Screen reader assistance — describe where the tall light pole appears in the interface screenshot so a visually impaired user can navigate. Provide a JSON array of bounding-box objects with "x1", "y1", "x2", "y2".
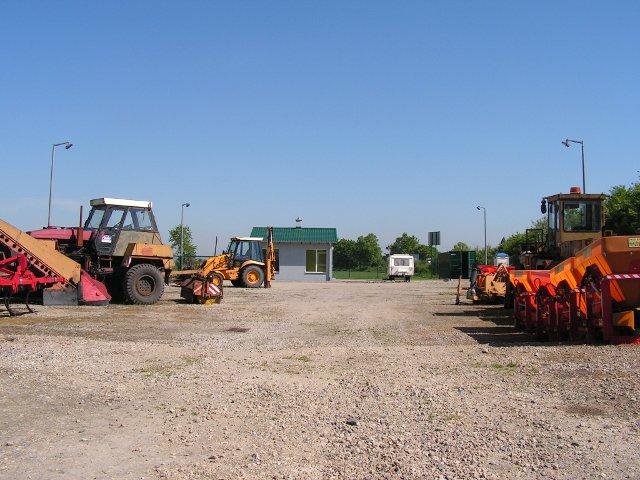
[
  {"x1": 562, "y1": 138, "x2": 586, "y2": 193},
  {"x1": 180, "y1": 202, "x2": 190, "y2": 268},
  {"x1": 476, "y1": 205, "x2": 487, "y2": 264},
  {"x1": 47, "y1": 141, "x2": 73, "y2": 227}
]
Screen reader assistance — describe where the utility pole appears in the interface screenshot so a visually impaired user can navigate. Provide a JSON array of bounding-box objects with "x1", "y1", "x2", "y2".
[
  {"x1": 180, "y1": 202, "x2": 190, "y2": 268},
  {"x1": 47, "y1": 141, "x2": 73, "y2": 227},
  {"x1": 477, "y1": 206, "x2": 487, "y2": 264},
  {"x1": 562, "y1": 138, "x2": 586, "y2": 193}
]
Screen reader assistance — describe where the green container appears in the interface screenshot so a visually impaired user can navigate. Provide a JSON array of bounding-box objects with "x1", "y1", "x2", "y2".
[{"x1": 437, "y1": 250, "x2": 476, "y2": 279}]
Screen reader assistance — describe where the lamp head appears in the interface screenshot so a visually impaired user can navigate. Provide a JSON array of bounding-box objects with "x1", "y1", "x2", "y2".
[
  {"x1": 562, "y1": 139, "x2": 570, "y2": 148},
  {"x1": 476, "y1": 206, "x2": 481, "y2": 210},
  {"x1": 64, "y1": 143, "x2": 73, "y2": 149}
]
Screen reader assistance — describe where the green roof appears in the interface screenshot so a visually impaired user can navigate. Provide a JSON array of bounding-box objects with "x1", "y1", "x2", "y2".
[{"x1": 251, "y1": 227, "x2": 337, "y2": 244}]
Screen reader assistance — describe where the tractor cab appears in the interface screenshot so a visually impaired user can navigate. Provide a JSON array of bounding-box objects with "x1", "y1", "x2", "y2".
[
  {"x1": 522, "y1": 187, "x2": 606, "y2": 269},
  {"x1": 542, "y1": 187, "x2": 605, "y2": 258},
  {"x1": 226, "y1": 237, "x2": 264, "y2": 267},
  {"x1": 84, "y1": 198, "x2": 161, "y2": 256}
]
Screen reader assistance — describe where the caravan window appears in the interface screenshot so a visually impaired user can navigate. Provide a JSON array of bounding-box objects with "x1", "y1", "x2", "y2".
[{"x1": 393, "y1": 258, "x2": 411, "y2": 266}]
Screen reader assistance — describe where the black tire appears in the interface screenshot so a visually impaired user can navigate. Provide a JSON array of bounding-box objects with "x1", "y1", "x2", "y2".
[
  {"x1": 389, "y1": 276, "x2": 395, "y2": 281},
  {"x1": 405, "y1": 276, "x2": 411, "y2": 282},
  {"x1": 241, "y1": 265, "x2": 264, "y2": 288},
  {"x1": 231, "y1": 279, "x2": 243, "y2": 287},
  {"x1": 123, "y1": 263, "x2": 164, "y2": 305}
]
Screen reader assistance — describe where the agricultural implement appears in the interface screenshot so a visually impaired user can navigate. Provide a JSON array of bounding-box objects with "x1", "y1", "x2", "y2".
[
  {"x1": 505, "y1": 187, "x2": 640, "y2": 344},
  {"x1": 467, "y1": 264, "x2": 513, "y2": 303},
  {"x1": 0, "y1": 218, "x2": 110, "y2": 311},
  {"x1": 0, "y1": 253, "x2": 65, "y2": 315}
]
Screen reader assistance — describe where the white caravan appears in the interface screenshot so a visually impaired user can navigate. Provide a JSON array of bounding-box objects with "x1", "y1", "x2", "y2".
[{"x1": 388, "y1": 254, "x2": 415, "y2": 281}]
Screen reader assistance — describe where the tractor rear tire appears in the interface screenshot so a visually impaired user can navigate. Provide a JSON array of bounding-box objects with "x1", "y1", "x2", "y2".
[
  {"x1": 242, "y1": 265, "x2": 264, "y2": 288},
  {"x1": 123, "y1": 263, "x2": 164, "y2": 305}
]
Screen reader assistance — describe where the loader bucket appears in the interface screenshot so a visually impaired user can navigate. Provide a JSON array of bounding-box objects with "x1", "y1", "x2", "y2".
[{"x1": 43, "y1": 271, "x2": 111, "y2": 306}]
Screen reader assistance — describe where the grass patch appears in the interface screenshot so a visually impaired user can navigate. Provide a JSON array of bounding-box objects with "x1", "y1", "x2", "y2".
[
  {"x1": 368, "y1": 327, "x2": 395, "y2": 344},
  {"x1": 286, "y1": 354, "x2": 312, "y2": 363},
  {"x1": 137, "y1": 355, "x2": 204, "y2": 379},
  {"x1": 181, "y1": 355, "x2": 203, "y2": 366},
  {"x1": 137, "y1": 363, "x2": 175, "y2": 378},
  {"x1": 333, "y1": 268, "x2": 387, "y2": 280},
  {"x1": 490, "y1": 361, "x2": 518, "y2": 372}
]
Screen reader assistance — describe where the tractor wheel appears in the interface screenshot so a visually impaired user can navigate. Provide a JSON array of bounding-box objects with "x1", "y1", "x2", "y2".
[
  {"x1": 123, "y1": 263, "x2": 164, "y2": 305},
  {"x1": 241, "y1": 265, "x2": 264, "y2": 288},
  {"x1": 405, "y1": 276, "x2": 411, "y2": 282}
]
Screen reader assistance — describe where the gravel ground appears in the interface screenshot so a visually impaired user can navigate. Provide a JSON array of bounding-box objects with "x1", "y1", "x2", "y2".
[{"x1": 0, "y1": 280, "x2": 638, "y2": 480}]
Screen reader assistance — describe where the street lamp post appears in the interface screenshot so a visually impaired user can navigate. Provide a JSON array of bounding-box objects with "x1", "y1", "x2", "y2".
[
  {"x1": 180, "y1": 202, "x2": 190, "y2": 268},
  {"x1": 47, "y1": 141, "x2": 73, "y2": 227},
  {"x1": 562, "y1": 138, "x2": 586, "y2": 193},
  {"x1": 476, "y1": 206, "x2": 487, "y2": 264}
]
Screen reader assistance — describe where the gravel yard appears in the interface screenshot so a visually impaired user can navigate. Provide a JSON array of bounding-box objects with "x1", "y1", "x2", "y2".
[{"x1": 0, "y1": 280, "x2": 639, "y2": 479}]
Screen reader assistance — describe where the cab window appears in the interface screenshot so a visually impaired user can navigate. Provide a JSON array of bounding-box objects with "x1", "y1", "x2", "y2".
[
  {"x1": 104, "y1": 208, "x2": 126, "y2": 228},
  {"x1": 121, "y1": 210, "x2": 135, "y2": 230},
  {"x1": 85, "y1": 207, "x2": 106, "y2": 230},
  {"x1": 236, "y1": 241, "x2": 251, "y2": 257},
  {"x1": 132, "y1": 208, "x2": 155, "y2": 231},
  {"x1": 563, "y1": 201, "x2": 601, "y2": 232}
]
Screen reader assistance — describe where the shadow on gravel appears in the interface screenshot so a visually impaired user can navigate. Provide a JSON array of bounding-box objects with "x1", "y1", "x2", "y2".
[
  {"x1": 455, "y1": 325, "x2": 538, "y2": 346},
  {"x1": 433, "y1": 306, "x2": 513, "y2": 325},
  {"x1": 435, "y1": 306, "x2": 553, "y2": 347}
]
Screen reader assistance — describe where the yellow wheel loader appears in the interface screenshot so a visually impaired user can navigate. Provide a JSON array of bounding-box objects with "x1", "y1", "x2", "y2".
[{"x1": 176, "y1": 227, "x2": 275, "y2": 303}]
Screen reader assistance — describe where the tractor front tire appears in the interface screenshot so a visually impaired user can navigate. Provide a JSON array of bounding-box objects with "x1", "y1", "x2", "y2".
[
  {"x1": 123, "y1": 264, "x2": 164, "y2": 305},
  {"x1": 242, "y1": 265, "x2": 264, "y2": 288}
]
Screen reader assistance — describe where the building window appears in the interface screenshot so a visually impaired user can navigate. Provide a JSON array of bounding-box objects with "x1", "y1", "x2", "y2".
[{"x1": 306, "y1": 249, "x2": 327, "y2": 273}]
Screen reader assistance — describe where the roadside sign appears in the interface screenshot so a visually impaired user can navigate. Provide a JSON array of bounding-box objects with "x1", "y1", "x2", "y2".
[{"x1": 428, "y1": 231, "x2": 441, "y2": 246}]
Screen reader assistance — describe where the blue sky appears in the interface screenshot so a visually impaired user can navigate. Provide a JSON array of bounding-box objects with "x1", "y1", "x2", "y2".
[{"x1": 1, "y1": 1, "x2": 638, "y2": 253}]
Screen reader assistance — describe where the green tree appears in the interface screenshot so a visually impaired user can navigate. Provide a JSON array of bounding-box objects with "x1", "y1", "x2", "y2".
[
  {"x1": 169, "y1": 225, "x2": 197, "y2": 269},
  {"x1": 354, "y1": 233, "x2": 383, "y2": 269},
  {"x1": 417, "y1": 244, "x2": 438, "y2": 261},
  {"x1": 605, "y1": 180, "x2": 640, "y2": 234},
  {"x1": 530, "y1": 216, "x2": 548, "y2": 234},
  {"x1": 333, "y1": 238, "x2": 358, "y2": 270},
  {"x1": 388, "y1": 233, "x2": 421, "y2": 255},
  {"x1": 452, "y1": 241, "x2": 470, "y2": 251},
  {"x1": 498, "y1": 232, "x2": 526, "y2": 256}
]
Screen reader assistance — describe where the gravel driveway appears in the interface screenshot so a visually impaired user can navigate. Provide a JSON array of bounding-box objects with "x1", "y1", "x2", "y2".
[{"x1": 1, "y1": 280, "x2": 638, "y2": 479}]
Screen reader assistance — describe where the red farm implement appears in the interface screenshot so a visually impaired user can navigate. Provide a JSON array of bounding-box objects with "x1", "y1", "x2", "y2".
[{"x1": 0, "y1": 254, "x2": 64, "y2": 316}]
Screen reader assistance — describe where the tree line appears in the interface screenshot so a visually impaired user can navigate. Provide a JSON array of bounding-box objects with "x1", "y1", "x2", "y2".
[{"x1": 333, "y1": 232, "x2": 438, "y2": 274}]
